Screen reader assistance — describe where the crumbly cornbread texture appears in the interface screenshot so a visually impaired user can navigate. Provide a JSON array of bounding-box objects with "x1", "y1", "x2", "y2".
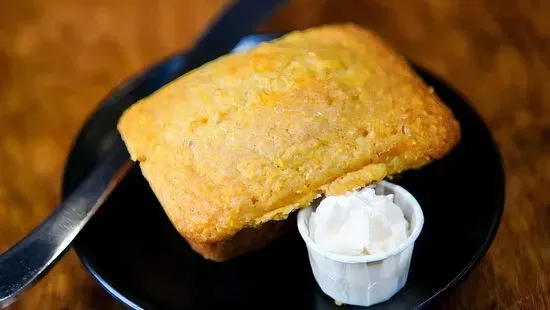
[{"x1": 118, "y1": 24, "x2": 460, "y2": 248}]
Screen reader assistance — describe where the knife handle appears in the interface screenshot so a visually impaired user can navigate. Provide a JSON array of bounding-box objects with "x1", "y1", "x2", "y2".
[{"x1": 0, "y1": 146, "x2": 133, "y2": 308}]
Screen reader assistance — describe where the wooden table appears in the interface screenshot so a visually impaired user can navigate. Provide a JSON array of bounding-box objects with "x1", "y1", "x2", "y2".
[{"x1": 1, "y1": 0, "x2": 548, "y2": 309}]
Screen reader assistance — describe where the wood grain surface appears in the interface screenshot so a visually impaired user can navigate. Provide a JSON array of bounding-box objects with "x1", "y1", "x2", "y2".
[{"x1": 0, "y1": 0, "x2": 549, "y2": 309}]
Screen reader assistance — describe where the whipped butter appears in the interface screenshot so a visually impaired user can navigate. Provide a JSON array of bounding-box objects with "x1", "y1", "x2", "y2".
[{"x1": 309, "y1": 187, "x2": 409, "y2": 256}]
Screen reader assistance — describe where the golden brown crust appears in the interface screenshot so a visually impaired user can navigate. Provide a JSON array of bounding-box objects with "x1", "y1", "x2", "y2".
[
  {"x1": 185, "y1": 215, "x2": 294, "y2": 262},
  {"x1": 118, "y1": 23, "x2": 460, "y2": 247}
]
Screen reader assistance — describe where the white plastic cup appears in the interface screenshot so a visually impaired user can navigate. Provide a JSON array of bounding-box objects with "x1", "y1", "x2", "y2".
[{"x1": 297, "y1": 181, "x2": 424, "y2": 307}]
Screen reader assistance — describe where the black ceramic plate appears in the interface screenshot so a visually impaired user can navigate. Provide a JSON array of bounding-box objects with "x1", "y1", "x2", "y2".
[{"x1": 62, "y1": 34, "x2": 504, "y2": 310}]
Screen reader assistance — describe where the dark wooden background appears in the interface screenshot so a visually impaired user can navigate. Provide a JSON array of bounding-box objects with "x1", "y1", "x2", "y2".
[{"x1": 0, "y1": 0, "x2": 549, "y2": 309}]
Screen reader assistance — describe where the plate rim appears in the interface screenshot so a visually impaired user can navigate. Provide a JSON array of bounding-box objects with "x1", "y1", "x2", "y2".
[{"x1": 62, "y1": 34, "x2": 505, "y2": 310}]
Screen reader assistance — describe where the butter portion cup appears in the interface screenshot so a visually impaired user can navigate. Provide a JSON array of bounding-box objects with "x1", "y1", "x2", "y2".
[{"x1": 297, "y1": 181, "x2": 424, "y2": 307}]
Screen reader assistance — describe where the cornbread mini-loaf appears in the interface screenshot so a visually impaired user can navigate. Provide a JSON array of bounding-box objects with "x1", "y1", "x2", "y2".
[{"x1": 118, "y1": 23, "x2": 460, "y2": 261}]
